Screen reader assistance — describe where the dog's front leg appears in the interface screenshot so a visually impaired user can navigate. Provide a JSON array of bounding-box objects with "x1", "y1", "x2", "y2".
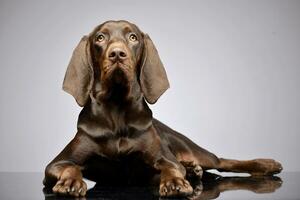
[
  {"x1": 44, "y1": 131, "x2": 97, "y2": 197},
  {"x1": 140, "y1": 126, "x2": 193, "y2": 197}
]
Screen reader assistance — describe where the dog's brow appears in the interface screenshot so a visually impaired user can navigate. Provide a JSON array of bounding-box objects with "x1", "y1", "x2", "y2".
[
  {"x1": 123, "y1": 26, "x2": 133, "y2": 33},
  {"x1": 99, "y1": 28, "x2": 109, "y2": 34}
]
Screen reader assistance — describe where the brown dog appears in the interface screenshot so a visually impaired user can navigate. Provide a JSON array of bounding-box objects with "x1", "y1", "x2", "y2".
[{"x1": 43, "y1": 20, "x2": 282, "y2": 197}]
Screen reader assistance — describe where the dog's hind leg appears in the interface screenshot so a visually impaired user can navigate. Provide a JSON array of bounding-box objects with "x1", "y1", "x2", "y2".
[
  {"x1": 153, "y1": 119, "x2": 282, "y2": 176},
  {"x1": 189, "y1": 147, "x2": 283, "y2": 176},
  {"x1": 171, "y1": 137, "x2": 282, "y2": 176}
]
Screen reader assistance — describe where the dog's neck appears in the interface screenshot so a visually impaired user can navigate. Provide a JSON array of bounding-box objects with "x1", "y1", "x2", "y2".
[
  {"x1": 92, "y1": 75, "x2": 142, "y2": 105},
  {"x1": 77, "y1": 82, "x2": 153, "y2": 137}
]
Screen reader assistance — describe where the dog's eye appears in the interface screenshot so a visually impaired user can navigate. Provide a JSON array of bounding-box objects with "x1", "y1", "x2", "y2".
[
  {"x1": 129, "y1": 33, "x2": 137, "y2": 42},
  {"x1": 96, "y1": 33, "x2": 105, "y2": 42}
]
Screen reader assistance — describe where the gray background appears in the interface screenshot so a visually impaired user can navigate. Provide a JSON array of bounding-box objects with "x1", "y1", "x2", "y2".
[{"x1": 0, "y1": 0, "x2": 299, "y2": 172}]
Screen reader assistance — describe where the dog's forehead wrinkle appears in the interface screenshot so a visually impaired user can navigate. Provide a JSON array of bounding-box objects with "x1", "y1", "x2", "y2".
[{"x1": 97, "y1": 21, "x2": 137, "y2": 35}]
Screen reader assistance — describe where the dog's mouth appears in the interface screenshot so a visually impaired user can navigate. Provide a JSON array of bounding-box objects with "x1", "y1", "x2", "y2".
[
  {"x1": 105, "y1": 62, "x2": 132, "y2": 84},
  {"x1": 110, "y1": 67, "x2": 128, "y2": 85},
  {"x1": 97, "y1": 62, "x2": 134, "y2": 103},
  {"x1": 111, "y1": 62, "x2": 129, "y2": 81}
]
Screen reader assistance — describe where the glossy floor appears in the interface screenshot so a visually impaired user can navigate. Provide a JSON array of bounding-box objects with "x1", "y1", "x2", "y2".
[{"x1": 0, "y1": 172, "x2": 299, "y2": 199}]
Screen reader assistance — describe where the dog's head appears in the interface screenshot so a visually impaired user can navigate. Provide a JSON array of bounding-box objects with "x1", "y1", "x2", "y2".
[{"x1": 63, "y1": 20, "x2": 169, "y2": 106}]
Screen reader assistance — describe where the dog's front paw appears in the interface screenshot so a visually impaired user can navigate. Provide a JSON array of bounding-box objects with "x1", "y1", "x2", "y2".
[
  {"x1": 52, "y1": 166, "x2": 87, "y2": 197},
  {"x1": 53, "y1": 177, "x2": 87, "y2": 197},
  {"x1": 159, "y1": 177, "x2": 193, "y2": 197}
]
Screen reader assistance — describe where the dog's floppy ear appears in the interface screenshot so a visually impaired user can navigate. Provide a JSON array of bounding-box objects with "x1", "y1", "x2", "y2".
[
  {"x1": 62, "y1": 36, "x2": 94, "y2": 107},
  {"x1": 140, "y1": 34, "x2": 170, "y2": 104}
]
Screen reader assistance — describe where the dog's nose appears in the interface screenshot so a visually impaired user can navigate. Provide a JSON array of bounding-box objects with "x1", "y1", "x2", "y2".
[{"x1": 108, "y1": 48, "x2": 127, "y2": 61}]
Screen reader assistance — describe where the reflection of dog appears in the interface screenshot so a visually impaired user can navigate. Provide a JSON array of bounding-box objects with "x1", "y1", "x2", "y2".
[
  {"x1": 188, "y1": 173, "x2": 282, "y2": 200},
  {"x1": 43, "y1": 172, "x2": 282, "y2": 199},
  {"x1": 43, "y1": 20, "x2": 282, "y2": 197}
]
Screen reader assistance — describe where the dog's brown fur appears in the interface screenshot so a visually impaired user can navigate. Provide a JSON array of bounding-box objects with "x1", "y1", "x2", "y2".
[{"x1": 43, "y1": 20, "x2": 282, "y2": 197}]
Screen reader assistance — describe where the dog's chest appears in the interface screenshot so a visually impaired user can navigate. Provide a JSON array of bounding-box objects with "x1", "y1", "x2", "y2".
[
  {"x1": 79, "y1": 102, "x2": 152, "y2": 158},
  {"x1": 96, "y1": 130, "x2": 141, "y2": 159},
  {"x1": 108, "y1": 107, "x2": 151, "y2": 132},
  {"x1": 108, "y1": 108, "x2": 127, "y2": 132},
  {"x1": 107, "y1": 136, "x2": 130, "y2": 156}
]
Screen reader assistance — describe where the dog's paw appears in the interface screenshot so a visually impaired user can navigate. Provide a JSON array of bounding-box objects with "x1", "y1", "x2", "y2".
[
  {"x1": 181, "y1": 161, "x2": 203, "y2": 179},
  {"x1": 250, "y1": 159, "x2": 283, "y2": 176},
  {"x1": 53, "y1": 177, "x2": 87, "y2": 197},
  {"x1": 52, "y1": 166, "x2": 87, "y2": 197},
  {"x1": 159, "y1": 177, "x2": 193, "y2": 197}
]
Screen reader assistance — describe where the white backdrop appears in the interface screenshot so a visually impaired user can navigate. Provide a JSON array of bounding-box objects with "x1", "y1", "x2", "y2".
[{"x1": 0, "y1": 0, "x2": 299, "y2": 172}]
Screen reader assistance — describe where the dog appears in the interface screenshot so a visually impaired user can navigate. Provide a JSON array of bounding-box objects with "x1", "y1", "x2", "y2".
[{"x1": 43, "y1": 20, "x2": 282, "y2": 197}]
